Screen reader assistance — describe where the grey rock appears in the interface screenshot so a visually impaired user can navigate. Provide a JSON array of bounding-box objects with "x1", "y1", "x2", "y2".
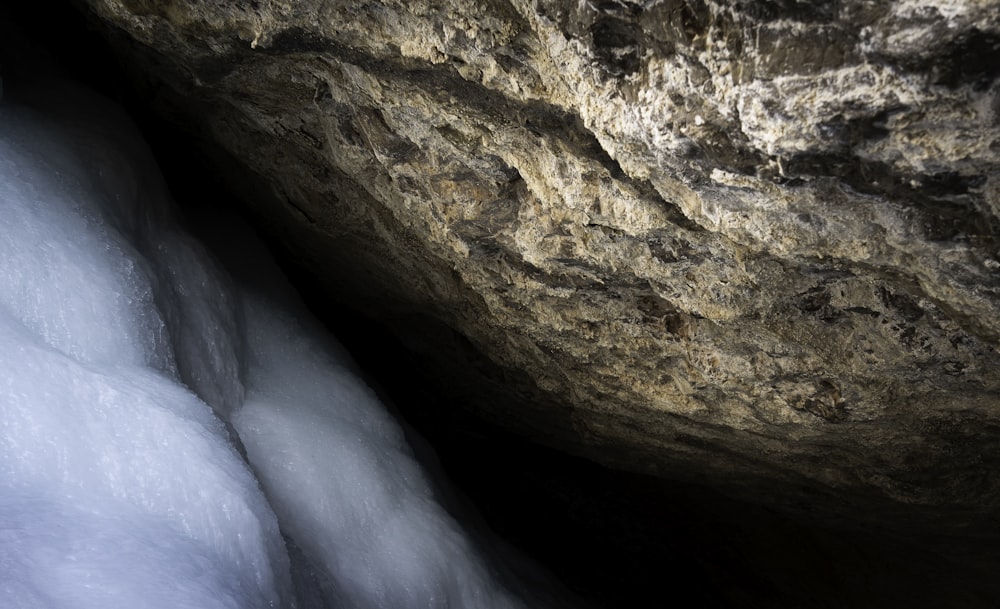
[{"x1": 74, "y1": 0, "x2": 1000, "y2": 537}]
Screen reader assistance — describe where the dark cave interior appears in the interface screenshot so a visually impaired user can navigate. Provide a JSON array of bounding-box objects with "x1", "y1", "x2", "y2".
[{"x1": 4, "y1": 2, "x2": 999, "y2": 607}]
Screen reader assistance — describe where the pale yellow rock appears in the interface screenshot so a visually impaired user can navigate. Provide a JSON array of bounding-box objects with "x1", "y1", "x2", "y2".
[{"x1": 75, "y1": 0, "x2": 1000, "y2": 527}]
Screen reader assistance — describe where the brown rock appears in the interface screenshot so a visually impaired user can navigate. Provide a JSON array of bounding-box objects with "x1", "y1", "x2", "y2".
[{"x1": 71, "y1": 0, "x2": 1000, "y2": 536}]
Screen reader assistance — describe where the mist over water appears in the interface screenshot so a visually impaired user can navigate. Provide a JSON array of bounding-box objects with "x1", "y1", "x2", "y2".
[{"x1": 0, "y1": 79, "x2": 558, "y2": 609}]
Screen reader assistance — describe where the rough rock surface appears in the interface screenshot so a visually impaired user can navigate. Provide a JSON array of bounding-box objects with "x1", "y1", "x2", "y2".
[{"x1": 72, "y1": 0, "x2": 1000, "y2": 534}]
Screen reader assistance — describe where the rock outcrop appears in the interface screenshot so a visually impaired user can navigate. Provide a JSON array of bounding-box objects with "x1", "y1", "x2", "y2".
[{"x1": 70, "y1": 0, "x2": 1000, "y2": 536}]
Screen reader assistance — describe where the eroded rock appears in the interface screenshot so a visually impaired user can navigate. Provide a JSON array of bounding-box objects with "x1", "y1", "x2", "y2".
[{"x1": 70, "y1": 0, "x2": 1000, "y2": 536}]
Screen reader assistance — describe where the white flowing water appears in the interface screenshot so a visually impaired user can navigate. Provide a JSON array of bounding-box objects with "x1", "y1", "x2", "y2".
[{"x1": 0, "y1": 79, "x2": 554, "y2": 609}]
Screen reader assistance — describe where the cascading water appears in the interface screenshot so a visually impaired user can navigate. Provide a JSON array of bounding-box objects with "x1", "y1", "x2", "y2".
[{"x1": 0, "y1": 76, "x2": 567, "y2": 609}]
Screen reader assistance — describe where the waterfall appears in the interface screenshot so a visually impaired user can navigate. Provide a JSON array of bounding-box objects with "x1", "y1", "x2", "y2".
[{"x1": 0, "y1": 78, "x2": 564, "y2": 609}]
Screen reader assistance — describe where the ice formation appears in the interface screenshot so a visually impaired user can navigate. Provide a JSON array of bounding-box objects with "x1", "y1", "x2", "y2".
[{"x1": 0, "y1": 80, "x2": 540, "y2": 608}]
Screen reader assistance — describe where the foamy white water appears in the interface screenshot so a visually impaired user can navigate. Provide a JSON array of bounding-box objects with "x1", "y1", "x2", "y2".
[{"x1": 0, "y1": 79, "x2": 547, "y2": 609}]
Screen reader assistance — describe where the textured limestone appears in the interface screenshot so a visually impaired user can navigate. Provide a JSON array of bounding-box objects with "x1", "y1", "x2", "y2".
[{"x1": 73, "y1": 0, "x2": 1000, "y2": 530}]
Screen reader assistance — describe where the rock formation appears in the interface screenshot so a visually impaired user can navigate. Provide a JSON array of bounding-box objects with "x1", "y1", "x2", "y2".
[{"x1": 67, "y1": 0, "x2": 999, "y2": 541}]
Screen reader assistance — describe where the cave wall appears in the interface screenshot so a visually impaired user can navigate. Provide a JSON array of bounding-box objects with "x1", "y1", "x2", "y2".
[{"x1": 68, "y1": 0, "x2": 1000, "y2": 531}]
